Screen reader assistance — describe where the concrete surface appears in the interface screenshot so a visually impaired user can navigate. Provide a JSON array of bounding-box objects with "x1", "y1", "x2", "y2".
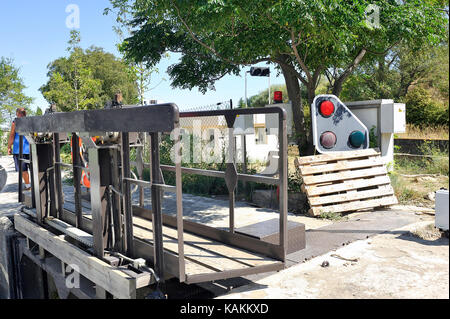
[
  {"x1": 0, "y1": 156, "x2": 21, "y2": 219},
  {"x1": 217, "y1": 218, "x2": 449, "y2": 299},
  {"x1": 285, "y1": 209, "x2": 421, "y2": 266}
]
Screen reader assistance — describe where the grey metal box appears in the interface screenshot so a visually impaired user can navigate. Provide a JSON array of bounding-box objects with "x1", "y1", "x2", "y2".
[{"x1": 236, "y1": 218, "x2": 306, "y2": 254}]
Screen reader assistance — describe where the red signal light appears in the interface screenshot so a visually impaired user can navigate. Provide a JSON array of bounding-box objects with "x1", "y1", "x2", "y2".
[
  {"x1": 319, "y1": 100, "x2": 335, "y2": 117},
  {"x1": 274, "y1": 91, "x2": 283, "y2": 103}
]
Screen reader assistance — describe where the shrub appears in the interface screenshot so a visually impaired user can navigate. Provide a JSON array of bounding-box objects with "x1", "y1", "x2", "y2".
[{"x1": 404, "y1": 87, "x2": 449, "y2": 127}]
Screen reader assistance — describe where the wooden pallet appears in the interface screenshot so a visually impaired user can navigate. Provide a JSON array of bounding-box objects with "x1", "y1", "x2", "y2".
[{"x1": 295, "y1": 149, "x2": 398, "y2": 216}]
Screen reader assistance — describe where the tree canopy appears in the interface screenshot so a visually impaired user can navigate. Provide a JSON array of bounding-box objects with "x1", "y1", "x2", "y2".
[
  {"x1": 40, "y1": 31, "x2": 139, "y2": 112},
  {"x1": 109, "y1": 0, "x2": 446, "y2": 96},
  {"x1": 0, "y1": 57, "x2": 33, "y2": 126}
]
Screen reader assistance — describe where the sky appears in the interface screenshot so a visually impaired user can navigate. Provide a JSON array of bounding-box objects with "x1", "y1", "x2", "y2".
[{"x1": 0, "y1": 0, "x2": 285, "y2": 112}]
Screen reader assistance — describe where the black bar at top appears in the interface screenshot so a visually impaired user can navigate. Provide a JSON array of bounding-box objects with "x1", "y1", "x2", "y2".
[
  {"x1": 180, "y1": 106, "x2": 286, "y2": 119},
  {"x1": 15, "y1": 104, "x2": 179, "y2": 134}
]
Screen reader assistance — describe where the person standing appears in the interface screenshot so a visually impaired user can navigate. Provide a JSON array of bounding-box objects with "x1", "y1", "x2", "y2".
[{"x1": 7, "y1": 107, "x2": 31, "y2": 190}]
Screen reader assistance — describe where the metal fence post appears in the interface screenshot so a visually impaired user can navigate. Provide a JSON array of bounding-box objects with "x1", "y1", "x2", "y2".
[
  {"x1": 52, "y1": 133, "x2": 63, "y2": 219},
  {"x1": 71, "y1": 134, "x2": 83, "y2": 228},
  {"x1": 150, "y1": 132, "x2": 165, "y2": 283},
  {"x1": 278, "y1": 110, "x2": 288, "y2": 260},
  {"x1": 88, "y1": 147, "x2": 110, "y2": 258},
  {"x1": 121, "y1": 132, "x2": 134, "y2": 257}
]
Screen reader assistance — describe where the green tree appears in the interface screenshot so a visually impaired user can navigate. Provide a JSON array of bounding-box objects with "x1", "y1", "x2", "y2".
[
  {"x1": 35, "y1": 107, "x2": 43, "y2": 116},
  {"x1": 339, "y1": 42, "x2": 449, "y2": 128},
  {"x1": 247, "y1": 84, "x2": 289, "y2": 108},
  {"x1": 340, "y1": 43, "x2": 449, "y2": 102},
  {"x1": 129, "y1": 61, "x2": 166, "y2": 105},
  {"x1": 106, "y1": 5, "x2": 167, "y2": 105},
  {"x1": 40, "y1": 31, "x2": 138, "y2": 112},
  {"x1": 83, "y1": 46, "x2": 139, "y2": 105},
  {"x1": 40, "y1": 31, "x2": 103, "y2": 111},
  {"x1": 107, "y1": 0, "x2": 447, "y2": 154},
  {"x1": 0, "y1": 57, "x2": 33, "y2": 126}
]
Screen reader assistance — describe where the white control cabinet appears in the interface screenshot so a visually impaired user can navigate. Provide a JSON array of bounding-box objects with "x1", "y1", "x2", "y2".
[
  {"x1": 435, "y1": 190, "x2": 449, "y2": 231},
  {"x1": 380, "y1": 103, "x2": 406, "y2": 133}
]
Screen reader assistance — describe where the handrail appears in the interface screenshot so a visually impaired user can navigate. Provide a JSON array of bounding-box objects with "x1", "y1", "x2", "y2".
[{"x1": 146, "y1": 107, "x2": 288, "y2": 261}]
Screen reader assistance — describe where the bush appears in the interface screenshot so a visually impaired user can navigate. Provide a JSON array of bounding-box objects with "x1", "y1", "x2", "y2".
[
  {"x1": 158, "y1": 133, "x2": 230, "y2": 196},
  {"x1": 60, "y1": 142, "x2": 72, "y2": 164},
  {"x1": 157, "y1": 133, "x2": 278, "y2": 197},
  {"x1": 404, "y1": 87, "x2": 449, "y2": 127}
]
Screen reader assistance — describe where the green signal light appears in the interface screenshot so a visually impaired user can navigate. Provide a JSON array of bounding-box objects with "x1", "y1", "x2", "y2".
[{"x1": 349, "y1": 131, "x2": 365, "y2": 148}]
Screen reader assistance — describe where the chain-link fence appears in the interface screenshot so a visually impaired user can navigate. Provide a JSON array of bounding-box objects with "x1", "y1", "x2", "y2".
[
  {"x1": 179, "y1": 101, "x2": 233, "y2": 163},
  {"x1": 182, "y1": 99, "x2": 233, "y2": 112}
]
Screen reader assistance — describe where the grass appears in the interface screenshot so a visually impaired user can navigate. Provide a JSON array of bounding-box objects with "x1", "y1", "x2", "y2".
[
  {"x1": 410, "y1": 223, "x2": 443, "y2": 241},
  {"x1": 394, "y1": 141, "x2": 449, "y2": 176},
  {"x1": 395, "y1": 124, "x2": 449, "y2": 140},
  {"x1": 318, "y1": 211, "x2": 348, "y2": 221},
  {"x1": 390, "y1": 142, "x2": 449, "y2": 207}
]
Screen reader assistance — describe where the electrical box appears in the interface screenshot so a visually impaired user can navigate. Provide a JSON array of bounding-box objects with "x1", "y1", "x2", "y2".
[
  {"x1": 233, "y1": 114, "x2": 254, "y2": 135},
  {"x1": 435, "y1": 190, "x2": 449, "y2": 231},
  {"x1": 265, "y1": 103, "x2": 293, "y2": 136},
  {"x1": 380, "y1": 103, "x2": 406, "y2": 133}
]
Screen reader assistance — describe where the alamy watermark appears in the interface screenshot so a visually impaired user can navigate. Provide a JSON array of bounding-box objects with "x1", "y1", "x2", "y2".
[
  {"x1": 365, "y1": 4, "x2": 380, "y2": 29},
  {"x1": 66, "y1": 4, "x2": 80, "y2": 29},
  {"x1": 64, "y1": 264, "x2": 80, "y2": 289},
  {"x1": 167, "y1": 122, "x2": 280, "y2": 165}
]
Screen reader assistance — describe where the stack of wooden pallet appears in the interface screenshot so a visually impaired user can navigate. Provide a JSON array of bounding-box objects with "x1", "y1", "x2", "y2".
[{"x1": 295, "y1": 149, "x2": 398, "y2": 216}]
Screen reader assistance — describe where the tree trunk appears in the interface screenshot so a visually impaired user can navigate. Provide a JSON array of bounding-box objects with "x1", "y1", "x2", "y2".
[
  {"x1": 280, "y1": 64, "x2": 314, "y2": 156},
  {"x1": 304, "y1": 83, "x2": 316, "y2": 155},
  {"x1": 331, "y1": 77, "x2": 345, "y2": 97},
  {"x1": 332, "y1": 48, "x2": 367, "y2": 97}
]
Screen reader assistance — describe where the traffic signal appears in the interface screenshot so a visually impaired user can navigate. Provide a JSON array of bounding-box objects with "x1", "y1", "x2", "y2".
[
  {"x1": 311, "y1": 94, "x2": 369, "y2": 153},
  {"x1": 249, "y1": 67, "x2": 270, "y2": 77},
  {"x1": 273, "y1": 91, "x2": 283, "y2": 103}
]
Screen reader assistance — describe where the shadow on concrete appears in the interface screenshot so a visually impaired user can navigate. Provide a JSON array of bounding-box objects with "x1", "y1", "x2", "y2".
[
  {"x1": 0, "y1": 177, "x2": 20, "y2": 216},
  {"x1": 134, "y1": 188, "x2": 280, "y2": 226},
  {"x1": 396, "y1": 232, "x2": 449, "y2": 247}
]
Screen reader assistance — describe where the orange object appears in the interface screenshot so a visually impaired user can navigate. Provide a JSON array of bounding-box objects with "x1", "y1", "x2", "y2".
[
  {"x1": 81, "y1": 168, "x2": 91, "y2": 188},
  {"x1": 70, "y1": 136, "x2": 91, "y2": 188}
]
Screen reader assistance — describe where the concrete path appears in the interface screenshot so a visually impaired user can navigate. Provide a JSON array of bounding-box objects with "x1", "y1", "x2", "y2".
[{"x1": 217, "y1": 218, "x2": 449, "y2": 299}]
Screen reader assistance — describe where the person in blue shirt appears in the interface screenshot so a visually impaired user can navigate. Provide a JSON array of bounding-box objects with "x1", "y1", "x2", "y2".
[{"x1": 7, "y1": 108, "x2": 31, "y2": 190}]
